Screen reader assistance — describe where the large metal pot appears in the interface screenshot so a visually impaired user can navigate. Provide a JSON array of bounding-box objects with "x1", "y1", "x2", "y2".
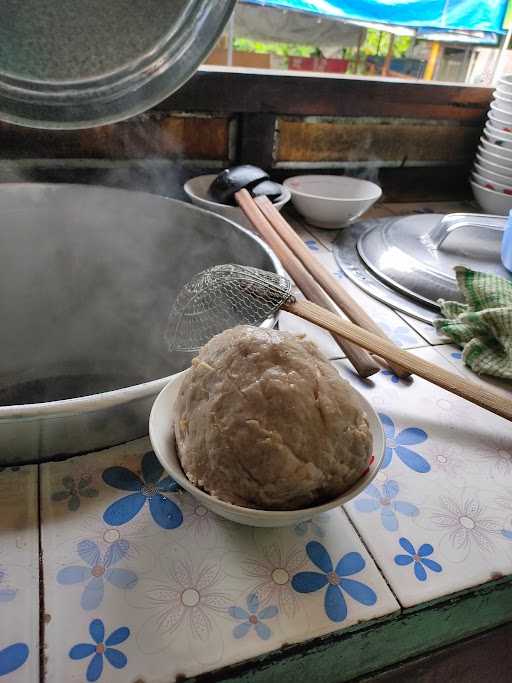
[{"x1": 0, "y1": 184, "x2": 281, "y2": 465}]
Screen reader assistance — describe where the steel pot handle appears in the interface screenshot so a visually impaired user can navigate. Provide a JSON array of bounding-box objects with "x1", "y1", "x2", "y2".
[{"x1": 424, "y1": 213, "x2": 506, "y2": 250}]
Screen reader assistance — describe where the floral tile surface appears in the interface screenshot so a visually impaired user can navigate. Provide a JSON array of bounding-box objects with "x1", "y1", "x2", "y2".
[
  {"x1": 0, "y1": 466, "x2": 38, "y2": 682},
  {"x1": 276, "y1": 234, "x2": 349, "y2": 359},
  {"x1": 342, "y1": 347, "x2": 512, "y2": 608},
  {"x1": 396, "y1": 312, "x2": 449, "y2": 346},
  {"x1": 312, "y1": 249, "x2": 427, "y2": 351},
  {"x1": 41, "y1": 440, "x2": 398, "y2": 682},
  {"x1": 284, "y1": 205, "x2": 395, "y2": 251},
  {"x1": 278, "y1": 229, "x2": 427, "y2": 356}
]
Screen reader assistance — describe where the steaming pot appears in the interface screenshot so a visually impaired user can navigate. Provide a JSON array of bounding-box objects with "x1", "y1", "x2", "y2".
[{"x1": 0, "y1": 183, "x2": 281, "y2": 465}]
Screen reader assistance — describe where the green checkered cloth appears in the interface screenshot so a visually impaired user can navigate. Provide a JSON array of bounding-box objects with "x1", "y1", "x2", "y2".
[{"x1": 434, "y1": 267, "x2": 512, "y2": 379}]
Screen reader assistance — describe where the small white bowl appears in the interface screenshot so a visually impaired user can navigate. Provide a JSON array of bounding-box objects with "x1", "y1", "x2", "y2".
[
  {"x1": 499, "y1": 74, "x2": 512, "y2": 87},
  {"x1": 488, "y1": 107, "x2": 512, "y2": 128},
  {"x1": 476, "y1": 153, "x2": 512, "y2": 178},
  {"x1": 490, "y1": 101, "x2": 512, "y2": 121},
  {"x1": 184, "y1": 174, "x2": 291, "y2": 232},
  {"x1": 484, "y1": 122, "x2": 512, "y2": 143},
  {"x1": 471, "y1": 180, "x2": 512, "y2": 215},
  {"x1": 484, "y1": 132, "x2": 512, "y2": 151},
  {"x1": 283, "y1": 175, "x2": 382, "y2": 229},
  {"x1": 149, "y1": 370, "x2": 385, "y2": 528},
  {"x1": 478, "y1": 146, "x2": 512, "y2": 169},
  {"x1": 497, "y1": 84, "x2": 512, "y2": 98},
  {"x1": 498, "y1": 77, "x2": 512, "y2": 96},
  {"x1": 480, "y1": 137, "x2": 512, "y2": 158},
  {"x1": 494, "y1": 93, "x2": 512, "y2": 114},
  {"x1": 474, "y1": 161, "x2": 512, "y2": 185},
  {"x1": 472, "y1": 171, "x2": 512, "y2": 194}
]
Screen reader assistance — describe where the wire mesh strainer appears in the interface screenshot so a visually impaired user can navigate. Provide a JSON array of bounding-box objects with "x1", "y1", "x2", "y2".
[
  {"x1": 164, "y1": 265, "x2": 512, "y2": 423},
  {"x1": 166, "y1": 264, "x2": 294, "y2": 351}
]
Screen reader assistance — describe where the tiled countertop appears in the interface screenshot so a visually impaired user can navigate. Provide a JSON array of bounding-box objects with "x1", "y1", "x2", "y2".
[{"x1": 2, "y1": 202, "x2": 511, "y2": 683}]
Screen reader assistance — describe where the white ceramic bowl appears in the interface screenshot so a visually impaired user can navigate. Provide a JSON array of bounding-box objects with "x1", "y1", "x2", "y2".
[
  {"x1": 478, "y1": 146, "x2": 512, "y2": 169},
  {"x1": 283, "y1": 175, "x2": 382, "y2": 229},
  {"x1": 497, "y1": 84, "x2": 512, "y2": 98},
  {"x1": 498, "y1": 77, "x2": 512, "y2": 96},
  {"x1": 484, "y1": 133, "x2": 512, "y2": 151},
  {"x1": 488, "y1": 110, "x2": 512, "y2": 128},
  {"x1": 476, "y1": 153, "x2": 512, "y2": 178},
  {"x1": 480, "y1": 137, "x2": 512, "y2": 158},
  {"x1": 184, "y1": 174, "x2": 291, "y2": 232},
  {"x1": 474, "y1": 161, "x2": 512, "y2": 185},
  {"x1": 488, "y1": 105, "x2": 512, "y2": 126},
  {"x1": 149, "y1": 370, "x2": 385, "y2": 527},
  {"x1": 490, "y1": 101, "x2": 512, "y2": 121},
  {"x1": 471, "y1": 180, "x2": 512, "y2": 215},
  {"x1": 485, "y1": 122, "x2": 512, "y2": 143},
  {"x1": 494, "y1": 93, "x2": 512, "y2": 113},
  {"x1": 472, "y1": 171, "x2": 512, "y2": 194}
]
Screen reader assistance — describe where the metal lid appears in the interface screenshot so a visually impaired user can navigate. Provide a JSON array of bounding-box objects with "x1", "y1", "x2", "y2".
[
  {"x1": 357, "y1": 212, "x2": 511, "y2": 307},
  {"x1": 0, "y1": 0, "x2": 235, "y2": 129}
]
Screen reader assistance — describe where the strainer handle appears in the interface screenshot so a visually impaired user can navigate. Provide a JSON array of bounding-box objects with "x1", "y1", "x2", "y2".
[
  {"x1": 426, "y1": 213, "x2": 506, "y2": 250},
  {"x1": 285, "y1": 298, "x2": 512, "y2": 423}
]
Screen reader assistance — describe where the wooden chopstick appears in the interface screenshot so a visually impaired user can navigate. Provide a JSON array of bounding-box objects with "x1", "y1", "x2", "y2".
[
  {"x1": 234, "y1": 189, "x2": 380, "y2": 377},
  {"x1": 287, "y1": 299, "x2": 512, "y2": 422},
  {"x1": 254, "y1": 194, "x2": 410, "y2": 379}
]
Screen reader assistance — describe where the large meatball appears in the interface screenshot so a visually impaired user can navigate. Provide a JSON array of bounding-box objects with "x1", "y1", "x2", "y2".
[{"x1": 174, "y1": 326, "x2": 372, "y2": 510}]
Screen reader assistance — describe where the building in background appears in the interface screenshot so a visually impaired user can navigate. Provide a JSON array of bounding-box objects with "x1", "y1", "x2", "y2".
[{"x1": 205, "y1": 0, "x2": 512, "y2": 85}]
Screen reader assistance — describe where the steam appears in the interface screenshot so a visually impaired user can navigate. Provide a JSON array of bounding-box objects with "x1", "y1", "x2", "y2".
[{"x1": 0, "y1": 119, "x2": 272, "y2": 405}]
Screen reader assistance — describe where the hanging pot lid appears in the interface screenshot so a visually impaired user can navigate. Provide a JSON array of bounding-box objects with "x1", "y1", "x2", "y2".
[
  {"x1": 357, "y1": 212, "x2": 510, "y2": 307},
  {"x1": 0, "y1": 0, "x2": 235, "y2": 129}
]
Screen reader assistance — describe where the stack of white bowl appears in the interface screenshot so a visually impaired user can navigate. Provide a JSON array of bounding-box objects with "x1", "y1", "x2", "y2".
[{"x1": 471, "y1": 75, "x2": 512, "y2": 214}]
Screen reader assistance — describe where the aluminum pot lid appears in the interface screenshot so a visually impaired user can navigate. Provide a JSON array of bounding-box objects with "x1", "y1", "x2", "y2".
[
  {"x1": 333, "y1": 218, "x2": 438, "y2": 324},
  {"x1": 357, "y1": 212, "x2": 510, "y2": 307},
  {"x1": 0, "y1": 0, "x2": 235, "y2": 129}
]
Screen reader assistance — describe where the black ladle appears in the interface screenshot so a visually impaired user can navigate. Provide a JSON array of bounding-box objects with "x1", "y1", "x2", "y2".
[{"x1": 209, "y1": 165, "x2": 284, "y2": 206}]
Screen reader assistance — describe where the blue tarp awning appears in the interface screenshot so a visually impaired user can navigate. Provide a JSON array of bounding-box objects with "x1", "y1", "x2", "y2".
[{"x1": 242, "y1": 0, "x2": 508, "y2": 33}]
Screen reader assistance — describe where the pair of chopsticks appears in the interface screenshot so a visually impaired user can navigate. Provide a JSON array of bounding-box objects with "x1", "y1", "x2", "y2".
[
  {"x1": 234, "y1": 189, "x2": 512, "y2": 423},
  {"x1": 235, "y1": 188, "x2": 407, "y2": 379}
]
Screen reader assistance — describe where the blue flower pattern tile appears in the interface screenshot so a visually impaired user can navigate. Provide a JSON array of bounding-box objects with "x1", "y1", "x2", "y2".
[
  {"x1": 229, "y1": 593, "x2": 278, "y2": 640},
  {"x1": 69, "y1": 619, "x2": 129, "y2": 682},
  {"x1": 394, "y1": 537, "x2": 442, "y2": 582},
  {"x1": 354, "y1": 481, "x2": 419, "y2": 531},
  {"x1": 0, "y1": 643, "x2": 29, "y2": 677},
  {"x1": 381, "y1": 370, "x2": 400, "y2": 384},
  {"x1": 102, "y1": 451, "x2": 183, "y2": 529},
  {"x1": 379, "y1": 414, "x2": 430, "y2": 473},
  {"x1": 376, "y1": 321, "x2": 419, "y2": 348},
  {"x1": 294, "y1": 514, "x2": 328, "y2": 539},
  {"x1": 51, "y1": 475, "x2": 98, "y2": 511},
  {"x1": 57, "y1": 539, "x2": 137, "y2": 610},
  {"x1": 30, "y1": 334, "x2": 512, "y2": 679},
  {"x1": 0, "y1": 568, "x2": 16, "y2": 604},
  {"x1": 292, "y1": 541, "x2": 377, "y2": 622}
]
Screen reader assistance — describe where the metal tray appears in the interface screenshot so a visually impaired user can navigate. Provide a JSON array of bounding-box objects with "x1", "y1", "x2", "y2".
[
  {"x1": 357, "y1": 213, "x2": 509, "y2": 307},
  {"x1": 334, "y1": 218, "x2": 439, "y2": 324},
  {"x1": 0, "y1": 0, "x2": 235, "y2": 128}
]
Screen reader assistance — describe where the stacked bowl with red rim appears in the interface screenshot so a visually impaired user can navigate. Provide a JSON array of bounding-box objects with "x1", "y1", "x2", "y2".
[{"x1": 472, "y1": 75, "x2": 512, "y2": 214}]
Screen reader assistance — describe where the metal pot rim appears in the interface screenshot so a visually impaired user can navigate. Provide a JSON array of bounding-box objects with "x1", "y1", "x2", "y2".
[{"x1": 0, "y1": 183, "x2": 284, "y2": 420}]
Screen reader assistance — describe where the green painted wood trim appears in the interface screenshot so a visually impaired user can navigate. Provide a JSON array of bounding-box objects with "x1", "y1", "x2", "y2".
[{"x1": 192, "y1": 576, "x2": 512, "y2": 683}]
